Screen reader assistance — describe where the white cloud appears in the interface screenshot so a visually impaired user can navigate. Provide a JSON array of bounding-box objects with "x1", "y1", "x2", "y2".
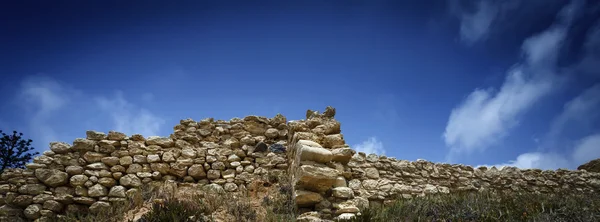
[
  {"x1": 96, "y1": 91, "x2": 165, "y2": 137},
  {"x1": 479, "y1": 152, "x2": 570, "y2": 170},
  {"x1": 353, "y1": 137, "x2": 385, "y2": 155},
  {"x1": 482, "y1": 133, "x2": 600, "y2": 170},
  {"x1": 15, "y1": 76, "x2": 165, "y2": 152},
  {"x1": 443, "y1": 1, "x2": 579, "y2": 155},
  {"x1": 444, "y1": 65, "x2": 555, "y2": 154},
  {"x1": 547, "y1": 84, "x2": 600, "y2": 140},
  {"x1": 572, "y1": 134, "x2": 600, "y2": 165},
  {"x1": 17, "y1": 76, "x2": 77, "y2": 150}
]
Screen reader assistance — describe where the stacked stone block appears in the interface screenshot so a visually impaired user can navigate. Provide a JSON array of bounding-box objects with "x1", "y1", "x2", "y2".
[
  {"x1": 0, "y1": 113, "x2": 290, "y2": 221},
  {"x1": 1, "y1": 107, "x2": 600, "y2": 222}
]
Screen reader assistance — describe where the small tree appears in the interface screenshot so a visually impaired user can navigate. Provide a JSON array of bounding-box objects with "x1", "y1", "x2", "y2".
[{"x1": 0, "y1": 130, "x2": 39, "y2": 172}]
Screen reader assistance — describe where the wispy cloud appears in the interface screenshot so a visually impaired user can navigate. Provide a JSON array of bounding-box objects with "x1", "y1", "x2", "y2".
[
  {"x1": 547, "y1": 84, "x2": 600, "y2": 141},
  {"x1": 15, "y1": 76, "x2": 164, "y2": 152},
  {"x1": 482, "y1": 133, "x2": 600, "y2": 170},
  {"x1": 17, "y1": 76, "x2": 78, "y2": 150},
  {"x1": 482, "y1": 83, "x2": 600, "y2": 170},
  {"x1": 443, "y1": 1, "x2": 580, "y2": 157},
  {"x1": 353, "y1": 137, "x2": 385, "y2": 155},
  {"x1": 96, "y1": 91, "x2": 165, "y2": 137}
]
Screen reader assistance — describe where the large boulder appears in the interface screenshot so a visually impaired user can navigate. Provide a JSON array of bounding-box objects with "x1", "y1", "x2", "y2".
[
  {"x1": 296, "y1": 165, "x2": 339, "y2": 192},
  {"x1": 578, "y1": 159, "x2": 600, "y2": 173},
  {"x1": 35, "y1": 169, "x2": 68, "y2": 187}
]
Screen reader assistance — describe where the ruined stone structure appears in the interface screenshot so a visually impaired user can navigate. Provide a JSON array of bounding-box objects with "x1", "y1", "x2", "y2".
[{"x1": 1, "y1": 107, "x2": 599, "y2": 221}]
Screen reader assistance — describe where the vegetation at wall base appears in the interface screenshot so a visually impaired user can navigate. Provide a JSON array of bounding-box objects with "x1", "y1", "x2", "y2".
[{"x1": 345, "y1": 190, "x2": 600, "y2": 222}]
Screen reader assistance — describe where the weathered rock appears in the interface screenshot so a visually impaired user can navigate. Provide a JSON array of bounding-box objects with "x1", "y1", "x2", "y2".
[
  {"x1": 146, "y1": 136, "x2": 174, "y2": 147},
  {"x1": 89, "y1": 201, "x2": 111, "y2": 213},
  {"x1": 578, "y1": 159, "x2": 600, "y2": 173},
  {"x1": 18, "y1": 184, "x2": 46, "y2": 195},
  {"x1": 13, "y1": 195, "x2": 33, "y2": 207},
  {"x1": 24, "y1": 204, "x2": 42, "y2": 219},
  {"x1": 35, "y1": 169, "x2": 68, "y2": 187},
  {"x1": 188, "y1": 164, "x2": 206, "y2": 179},
  {"x1": 108, "y1": 186, "x2": 126, "y2": 198},
  {"x1": 322, "y1": 134, "x2": 345, "y2": 148},
  {"x1": 147, "y1": 154, "x2": 161, "y2": 163},
  {"x1": 101, "y1": 157, "x2": 120, "y2": 166},
  {"x1": 296, "y1": 165, "x2": 339, "y2": 192},
  {"x1": 98, "y1": 178, "x2": 116, "y2": 187},
  {"x1": 50, "y1": 142, "x2": 71, "y2": 154},
  {"x1": 332, "y1": 187, "x2": 354, "y2": 199},
  {"x1": 269, "y1": 143, "x2": 286, "y2": 153},
  {"x1": 298, "y1": 143, "x2": 333, "y2": 163},
  {"x1": 72, "y1": 138, "x2": 95, "y2": 151},
  {"x1": 331, "y1": 148, "x2": 356, "y2": 164},
  {"x1": 84, "y1": 152, "x2": 106, "y2": 163},
  {"x1": 254, "y1": 142, "x2": 268, "y2": 153},
  {"x1": 86, "y1": 130, "x2": 107, "y2": 140},
  {"x1": 87, "y1": 162, "x2": 108, "y2": 170},
  {"x1": 107, "y1": 131, "x2": 127, "y2": 140},
  {"x1": 43, "y1": 200, "x2": 63, "y2": 212},
  {"x1": 88, "y1": 184, "x2": 108, "y2": 197},
  {"x1": 119, "y1": 174, "x2": 142, "y2": 188},
  {"x1": 265, "y1": 128, "x2": 279, "y2": 139},
  {"x1": 295, "y1": 190, "x2": 324, "y2": 207},
  {"x1": 73, "y1": 197, "x2": 96, "y2": 205},
  {"x1": 70, "y1": 175, "x2": 89, "y2": 186}
]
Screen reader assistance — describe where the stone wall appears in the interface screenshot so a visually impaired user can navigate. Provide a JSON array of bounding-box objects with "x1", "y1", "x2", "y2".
[
  {"x1": 1, "y1": 106, "x2": 600, "y2": 222},
  {"x1": 0, "y1": 114, "x2": 291, "y2": 221}
]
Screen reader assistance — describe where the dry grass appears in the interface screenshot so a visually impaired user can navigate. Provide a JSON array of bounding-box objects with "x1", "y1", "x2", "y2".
[
  {"x1": 58, "y1": 172, "x2": 297, "y2": 222},
  {"x1": 344, "y1": 190, "x2": 600, "y2": 222}
]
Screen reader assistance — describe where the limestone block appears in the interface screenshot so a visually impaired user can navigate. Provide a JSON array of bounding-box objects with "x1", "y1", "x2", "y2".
[
  {"x1": 119, "y1": 174, "x2": 142, "y2": 188},
  {"x1": 298, "y1": 143, "x2": 333, "y2": 164},
  {"x1": 322, "y1": 134, "x2": 345, "y2": 148},
  {"x1": 17, "y1": 184, "x2": 46, "y2": 195},
  {"x1": 89, "y1": 184, "x2": 108, "y2": 197},
  {"x1": 35, "y1": 169, "x2": 68, "y2": 187},
  {"x1": 86, "y1": 131, "x2": 107, "y2": 140},
  {"x1": 188, "y1": 164, "x2": 206, "y2": 179},
  {"x1": 107, "y1": 131, "x2": 127, "y2": 140},
  {"x1": 146, "y1": 136, "x2": 174, "y2": 147},
  {"x1": 24, "y1": 204, "x2": 42, "y2": 219},
  {"x1": 43, "y1": 200, "x2": 63, "y2": 212},
  {"x1": 331, "y1": 148, "x2": 356, "y2": 164},
  {"x1": 295, "y1": 190, "x2": 323, "y2": 207},
  {"x1": 89, "y1": 201, "x2": 110, "y2": 213},
  {"x1": 296, "y1": 165, "x2": 339, "y2": 192},
  {"x1": 50, "y1": 142, "x2": 71, "y2": 154},
  {"x1": 101, "y1": 157, "x2": 120, "y2": 166},
  {"x1": 72, "y1": 138, "x2": 95, "y2": 151},
  {"x1": 332, "y1": 187, "x2": 354, "y2": 199}
]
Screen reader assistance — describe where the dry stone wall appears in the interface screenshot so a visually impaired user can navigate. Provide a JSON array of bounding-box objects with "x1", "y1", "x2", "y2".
[
  {"x1": 0, "y1": 114, "x2": 290, "y2": 221},
  {"x1": 1, "y1": 106, "x2": 600, "y2": 222}
]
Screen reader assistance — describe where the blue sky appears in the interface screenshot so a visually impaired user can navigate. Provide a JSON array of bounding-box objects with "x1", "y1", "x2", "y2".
[{"x1": 1, "y1": 0, "x2": 599, "y2": 170}]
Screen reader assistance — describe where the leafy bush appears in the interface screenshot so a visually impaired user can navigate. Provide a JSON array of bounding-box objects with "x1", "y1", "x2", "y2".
[{"x1": 346, "y1": 190, "x2": 600, "y2": 222}]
